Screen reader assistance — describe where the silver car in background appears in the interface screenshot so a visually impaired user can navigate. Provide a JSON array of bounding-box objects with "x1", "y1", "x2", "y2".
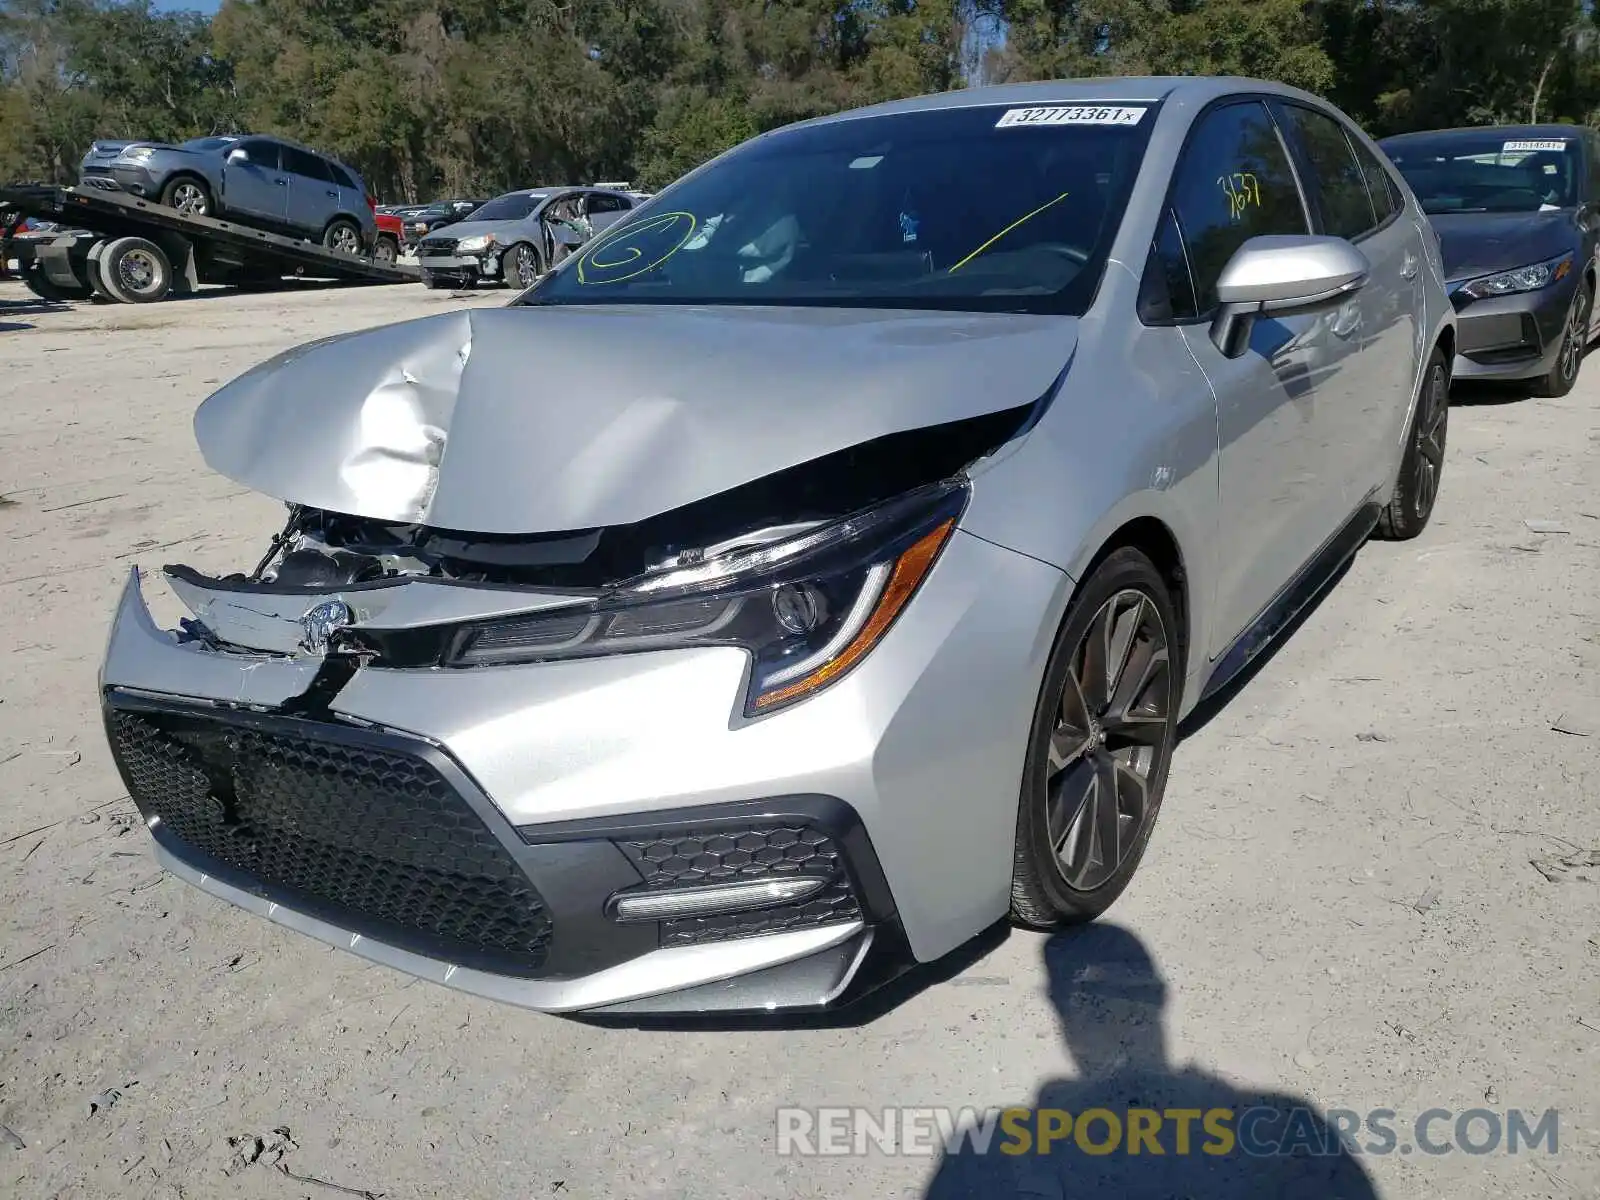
[
  {"x1": 414, "y1": 186, "x2": 637, "y2": 289},
  {"x1": 79, "y1": 134, "x2": 377, "y2": 253},
  {"x1": 101, "y1": 77, "x2": 1452, "y2": 1016}
]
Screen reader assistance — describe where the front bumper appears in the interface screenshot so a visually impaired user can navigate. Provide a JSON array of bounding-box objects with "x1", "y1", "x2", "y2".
[
  {"x1": 1449, "y1": 275, "x2": 1577, "y2": 382},
  {"x1": 80, "y1": 164, "x2": 161, "y2": 197},
  {"x1": 417, "y1": 252, "x2": 500, "y2": 284},
  {"x1": 99, "y1": 529, "x2": 1066, "y2": 1013}
]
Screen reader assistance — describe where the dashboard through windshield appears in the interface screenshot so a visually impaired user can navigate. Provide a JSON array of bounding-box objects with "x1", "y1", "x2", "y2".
[{"x1": 526, "y1": 103, "x2": 1158, "y2": 315}]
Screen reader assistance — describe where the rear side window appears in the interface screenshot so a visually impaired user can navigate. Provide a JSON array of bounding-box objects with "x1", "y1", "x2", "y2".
[
  {"x1": 1168, "y1": 100, "x2": 1308, "y2": 314},
  {"x1": 329, "y1": 163, "x2": 358, "y2": 190},
  {"x1": 586, "y1": 193, "x2": 630, "y2": 214},
  {"x1": 1284, "y1": 105, "x2": 1378, "y2": 239},
  {"x1": 283, "y1": 147, "x2": 334, "y2": 183}
]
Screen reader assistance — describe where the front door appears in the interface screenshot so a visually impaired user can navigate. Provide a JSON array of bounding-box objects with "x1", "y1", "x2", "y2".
[
  {"x1": 222, "y1": 139, "x2": 288, "y2": 222},
  {"x1": 1161, "y1": 99, "x2": 1354, "y2": 660}
]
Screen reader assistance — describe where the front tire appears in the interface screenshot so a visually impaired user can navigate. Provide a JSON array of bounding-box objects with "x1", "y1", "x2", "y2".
[
  {"x1": 1534, "y1": 279, "x2": 1591, "y2": 398},
  {"x1": 1009, "y1": 547, "x2": 1181, "y2": 927},
  {"x1": 159, "y1": 176, "x2": 212, "y2": 218},
  {"x1": 506, "y1": 242, "x2": 542, "y2": 289},
  {"x1": 1375, "y1": 346, "x2": 1449, "y2": 540}
]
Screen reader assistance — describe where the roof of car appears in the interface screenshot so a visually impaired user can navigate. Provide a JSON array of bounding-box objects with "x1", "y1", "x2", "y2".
[
  {"x1": 1379, "y1": 123, "x2": 1588, "y2": 145},
  {"x1": 797, "y1": 75, "x2": 1329, "y2": 129}
]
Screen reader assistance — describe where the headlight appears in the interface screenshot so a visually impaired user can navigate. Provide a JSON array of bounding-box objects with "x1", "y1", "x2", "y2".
[
  {"x1": 118, "y1": 146, "x2": 155, "y2": 163},
  {"x1": 447, "y1": 483, "x2": 966, "y2": 715},
  {"x1": 455, "y1": 234, "x2": 495, "y2": 254},
  {"x1": 1458, "y1": 254, "x2": 1572, "y2": 300}
]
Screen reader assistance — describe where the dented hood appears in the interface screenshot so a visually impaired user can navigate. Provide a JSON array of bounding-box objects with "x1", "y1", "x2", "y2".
[{"x1": 193, "y1": 304, "x2": 1075, "y2": 534}]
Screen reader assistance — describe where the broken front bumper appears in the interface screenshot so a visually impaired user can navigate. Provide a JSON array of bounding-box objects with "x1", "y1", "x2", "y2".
[{"x1": 100, "y1": 532, "x2": 1066, "y2": 1013}]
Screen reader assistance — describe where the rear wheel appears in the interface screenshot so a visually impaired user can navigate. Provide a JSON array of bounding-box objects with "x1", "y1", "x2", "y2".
[
  {"x1": 1534, "y1": 279, "x2": 1591, "y2": 398},
  {"x1": 1375, "y1": 346, "x2": 1449, "y2": 540},
  {"x1": 1010, "y1": 548, "x2": 1181, "y2": 927},
  {"x1": 159, "y1": 176, "x2": 212, "y2": 218},
  {"x1": 373, "y1": 234, "x2": 399, "y2": 265},
  {"x1": 84, "y1": 241, "x2": 132, "y2": 303},
  {"x1": 323, "y1": 218, "x2": 362, "y2": 255},
  {"x1": 101, "y1": 237, "x2": 172, "y2": 303}
]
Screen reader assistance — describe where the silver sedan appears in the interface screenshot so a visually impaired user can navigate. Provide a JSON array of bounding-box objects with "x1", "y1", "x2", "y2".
[{"x1": 100, "y1": 76, "x2": 1453, "y2": 1016}]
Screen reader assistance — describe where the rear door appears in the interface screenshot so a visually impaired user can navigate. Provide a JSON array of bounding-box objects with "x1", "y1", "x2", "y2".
[
  {"x1": 1160, "y1": 99, "x2": 1344, "y2": 660},
  {"x1": 222, "y1": 138, "x2": 287, "y2": 222},
  {"x1": 280, "y1": 146, "x2": 340, "y2": 236},
  {"x1": 1276, "y1": 101, "x2": 1422, "y2": 506}
]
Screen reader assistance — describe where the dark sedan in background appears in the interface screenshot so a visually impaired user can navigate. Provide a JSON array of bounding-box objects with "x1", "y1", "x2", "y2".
[
  {"x1": 1381, "y1": 123, "x2": 1600, "y2": 396},
  {"x1": 402, "y1": 198, "x2": 489, "y2": 248}
]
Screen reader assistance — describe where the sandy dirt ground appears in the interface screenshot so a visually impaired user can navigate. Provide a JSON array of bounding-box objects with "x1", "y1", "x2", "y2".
[{"x1": 1, "y1": 277, "x2": 1597, "y2": 1200}]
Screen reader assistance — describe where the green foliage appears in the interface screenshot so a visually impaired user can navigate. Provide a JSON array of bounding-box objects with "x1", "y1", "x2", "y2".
[{"x1": 2, "y1": 0, "x2": 1599, "y2": 197}]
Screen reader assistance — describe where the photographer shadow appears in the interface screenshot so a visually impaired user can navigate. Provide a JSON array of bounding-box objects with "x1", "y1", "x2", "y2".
[{"x1": 925, "y1": 925, "x2": 1380, "y2": 1199}]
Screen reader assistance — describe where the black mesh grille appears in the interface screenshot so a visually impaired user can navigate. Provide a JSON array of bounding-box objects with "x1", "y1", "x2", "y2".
[
  {"x1": 417, "y1": 238, "x2": 457, "y2": 256},
  {"x1": 617, "y1": 825, "x2": 861, "y2": 947},
  {"x1": 108, "y1": 708, "x2": 552, "y2": 974}
]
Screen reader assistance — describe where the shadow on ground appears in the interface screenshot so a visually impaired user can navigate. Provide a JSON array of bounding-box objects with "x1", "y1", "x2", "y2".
[{"x1": 924, "y1": 925, "x2": 1380, "y2": 1199}]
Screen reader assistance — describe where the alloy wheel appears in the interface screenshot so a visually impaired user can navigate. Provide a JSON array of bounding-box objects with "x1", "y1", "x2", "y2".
[
  {"x1": 1413, "y1": 359, "x2": 1449, "y2": 519},
  {"x1": 513, "y1": 245, "x2": 539, "y2": 288},
  {"x1": 330, "y1": 224, "x2": 361, "y2": 255},
  {"x1": 1558, "y1": 287, "x2": 1589, "y2": 384},
  {"x1": 171, "y1": 183, "x2": 208, "y2": 216},
  {"x1": 1045, "y1": 589, "x2": 1175, "y2": 893}
]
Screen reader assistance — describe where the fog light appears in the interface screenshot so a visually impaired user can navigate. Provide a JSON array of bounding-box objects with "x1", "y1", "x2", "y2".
[
  {"x1": 606, "y1": 876, "x2": 827, "y2": 923},
  {"x1": 772, "y1": 582, "x2": 827, "y2": 634}
]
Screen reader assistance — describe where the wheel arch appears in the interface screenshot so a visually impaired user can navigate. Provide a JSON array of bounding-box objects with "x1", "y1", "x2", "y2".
[
  {"x1": 160, "y1": 170, "x2": 212, "y2": 204},
  {"x1": 1073, "y1": 515, "x2": 1191, "y2": 683}
]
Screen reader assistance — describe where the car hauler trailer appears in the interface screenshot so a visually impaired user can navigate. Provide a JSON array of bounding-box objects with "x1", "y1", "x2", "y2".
[{"x1": 1, "y1": 183, "x2": 417, "y2": 303}]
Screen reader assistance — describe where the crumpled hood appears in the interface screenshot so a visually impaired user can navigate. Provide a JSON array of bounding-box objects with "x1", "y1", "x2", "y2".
[
  {"x1": 419, "y1": 218, "x2": 522, "y2": 244},
  {"x1": 193, "y1": 304, "x2": 1076, "y2": 534},
  {"x1": 1432, "y1": 210, "x2": 1580, "y2": 283}
]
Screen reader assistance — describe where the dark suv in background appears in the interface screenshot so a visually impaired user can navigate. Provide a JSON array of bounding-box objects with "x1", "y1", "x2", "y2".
[{"x1": 79, "y1": 134, "x2": 378, "y2": 254}]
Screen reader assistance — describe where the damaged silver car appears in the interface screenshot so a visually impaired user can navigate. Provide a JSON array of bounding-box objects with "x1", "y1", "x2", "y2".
[{"x1": 101, "y1": 77, "x2": 1453, "y2": 1015}]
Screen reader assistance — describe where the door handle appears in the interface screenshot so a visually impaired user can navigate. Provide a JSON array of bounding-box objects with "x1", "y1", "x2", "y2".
[
  {"x1": 1401, "y1": 250, "x2": 1419, "y2": 280},
  {"x1": 325, "y1": 189, "x2": 338, "y2": 198},
  {"x1": 274, "y1": 178, "x2": 287, "y2": 187}
]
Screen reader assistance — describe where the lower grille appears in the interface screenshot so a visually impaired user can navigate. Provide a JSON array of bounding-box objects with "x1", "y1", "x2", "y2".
[
  {"x1": 107, "y1": 706, "x2": 553, "y2": 974},
  {"x1": 616, "y1": 825, "x2": 862, "y2": 947},
  {"x1": 418, "y1": 238, "x2": 457, "y2": 257}
]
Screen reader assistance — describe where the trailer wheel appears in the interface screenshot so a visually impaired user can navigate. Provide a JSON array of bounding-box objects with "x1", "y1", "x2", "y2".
[
  {"x1": 373, "y1": 234, "x2": 399, "y2": 265},
  {"x1": 160, "y1": 176, "x2": 213, "y2": 218},
  {"x1": 19, "y1": 263, "x2": 92, "y2": 303},
  {"x1": 102, "y1": 237, "x2": 173, "y2": 303},
  {"x1": 84, "y1": 240, "x2": 133, "y2": 303}
]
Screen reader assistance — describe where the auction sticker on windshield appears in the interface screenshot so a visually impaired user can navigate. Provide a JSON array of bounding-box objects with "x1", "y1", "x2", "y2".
[
  {"x1": 995, "y1": 105, "x2": 1148, "y2": 129},
  {"x1": 1503, "y1": 140, "x2": 1568, "y2": 152}
]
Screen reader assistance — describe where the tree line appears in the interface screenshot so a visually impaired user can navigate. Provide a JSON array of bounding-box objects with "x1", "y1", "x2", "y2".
[{"x1": 3, "y1": 0, "x2": 1598, "y2": 203}]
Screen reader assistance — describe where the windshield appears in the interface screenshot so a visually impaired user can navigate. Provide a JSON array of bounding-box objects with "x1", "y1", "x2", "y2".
[
  {"x1": 183, "y1": 137, "x2": 238, "y2": 153},
  {"x1": 469, "y1": 193, "x2": 546, "y2": 221},
  {"x1": 527, "y1": 102, "x2": 1157, "y2": 314},
  {"x1": 1384, "y1": 132, "x2": 1580, "y2": 214}
]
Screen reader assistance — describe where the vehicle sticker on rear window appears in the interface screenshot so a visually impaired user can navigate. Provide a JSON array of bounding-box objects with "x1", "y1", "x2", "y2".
[
  {"x1": 1503, "y1": 139, "x2": 1568, "y2": 152},
  {"x1": 995, "y1": 105, "x2": 1148, "y2": 129}
]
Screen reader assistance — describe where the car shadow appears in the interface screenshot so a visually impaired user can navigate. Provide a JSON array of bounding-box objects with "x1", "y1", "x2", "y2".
[
  {"x1": 0, "y1": 296, "x2": 68, "y2": 317},
  {"x1": 923, "y1": 925, "x2": 1380, "y2": 1199},
  {"x1": 1449, "y1": 380, "x2": 1537, "y2": 406},
  {"x1": 565, "y1": 921, "x2": 1013, "y2": 1033}
]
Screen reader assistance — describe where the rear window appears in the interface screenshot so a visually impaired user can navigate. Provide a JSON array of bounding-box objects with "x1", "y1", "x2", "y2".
[{"x1": 528, "y1": 102, "x2": 1159, "y2": 315}]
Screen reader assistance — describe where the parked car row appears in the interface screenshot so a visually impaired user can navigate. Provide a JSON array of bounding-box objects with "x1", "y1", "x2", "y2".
[{"x1": 412, "y1": 185, "x2": 638, "y2": 289}]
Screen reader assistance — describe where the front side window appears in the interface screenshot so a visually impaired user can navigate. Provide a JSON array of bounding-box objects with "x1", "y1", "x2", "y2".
[
  {"x1": 1384, "y1": 131, "x2": 1581, "y2": 213},
  {"x1": 528, "y1": 102, "x2": 1159, "y2": 314},
  {"x1": 1284, "y1": 105, "x2": 1377, "y2": 239},
  {"x1": 234, "y1": 139, "x2": 281, "y2": 169},
  {"x1": 1168, "y1": 101, "x2": 1309, "y2": 314}
]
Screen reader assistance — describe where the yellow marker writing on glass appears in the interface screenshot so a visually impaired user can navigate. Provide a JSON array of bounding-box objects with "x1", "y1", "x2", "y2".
[
  {"x1": 1218, "y1": 173, "x2": 1261, "y2": 221},
  {"x1": 576, "y1": 211, "x2": 699, "y2": 285},
  {"x1": 948, "y1": 192, "x2": 1071, "y2": 274}
]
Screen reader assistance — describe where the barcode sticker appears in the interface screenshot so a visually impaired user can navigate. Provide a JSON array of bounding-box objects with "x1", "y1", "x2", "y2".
[{"x1": 996, "y1": 105, "x2": 1148, "y2": 129}]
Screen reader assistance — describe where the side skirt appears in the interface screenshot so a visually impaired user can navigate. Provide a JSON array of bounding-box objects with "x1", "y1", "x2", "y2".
[{"x1": 1199, "y1": 497, "x2": 1382, "y2": 703}]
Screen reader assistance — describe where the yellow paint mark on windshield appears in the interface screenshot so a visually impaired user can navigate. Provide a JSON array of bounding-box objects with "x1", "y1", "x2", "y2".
[
  {"x1": 947, "y1": 192, "x2": 1071, "y2": 274},
  {"x1": 577, "y1": 211, "x2": 698, "y2": 284}
]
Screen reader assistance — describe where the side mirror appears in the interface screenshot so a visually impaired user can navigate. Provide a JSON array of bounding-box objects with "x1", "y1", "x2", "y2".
[
  {"x1": 1210, "y1": 234, "x2": 1370, "y2": 357},
  {"x1": 226, "y1": 148, "x2": 249, "y2": 164}
]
